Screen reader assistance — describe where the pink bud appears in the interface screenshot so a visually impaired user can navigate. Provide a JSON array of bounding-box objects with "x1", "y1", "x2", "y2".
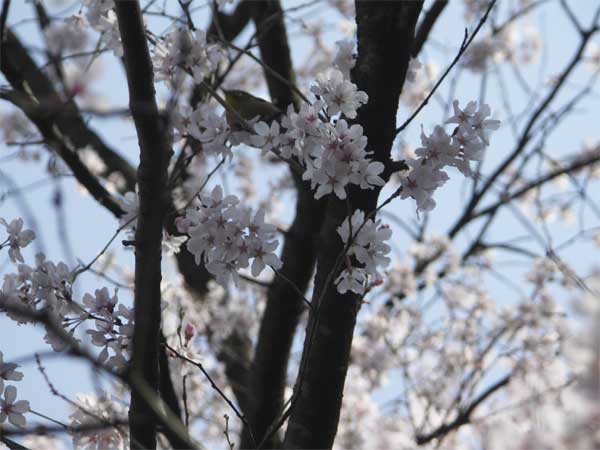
[
  {"x1": 184, "y1": 323, "x2": 196, "y2": 343},
  {"x1": 69, "y1": 82, "x2": 85, "y2": 97}
]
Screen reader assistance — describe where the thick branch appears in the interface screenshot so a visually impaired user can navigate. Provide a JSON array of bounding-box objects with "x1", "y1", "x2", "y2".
[
  {"x1": 0, "y1": 89, "x2": 124, "y2": 217},
  {"x1": 241, "y1": 176, "x2": 325, "y2": 449},
  {"x1": 248, "y1": 0, "x2": 297, "y2": 109},
  {"x1": 0, "y1": 30, "x2": 136, "y2": 191},
  {"x1": 236, "y1": 2, "x2": 322, "y2": 448},
  {"x1": 208, "y1": 0, "x2": 252, "y2": 42},
  {"x1": 114, "y1": 3, "x2": 172, "y2": 449},
  {"x1": 412, "y1": 0, "x2": 447, "y2": 57},
  {"x1": 282, "y1": 3, "x2": 423, "y2": 448}
]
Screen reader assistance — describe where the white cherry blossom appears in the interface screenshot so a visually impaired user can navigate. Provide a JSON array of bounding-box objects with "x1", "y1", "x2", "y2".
[
  {"x1": 0, "y1": 218, "x2": 35, "y2": 263},
  {"x1": 183, "y1": 186, "x2": 282, "y2": 285},
  {"x1": 335, "y1": 210, "x2": 391, "y2": 294},
  {"x1": 0, "y1": 352, "x2": 23, "y2": 393},
  {"x1": 311, "y1": 69, "x2": 368, "y2": 118},
  {"x1": 251, "y1": 121, "x2": 282, "y2": 155},
  {"x1": 0, "y1": 385, "x2": 30, "y2": 427},
  {"x1": 333, "y1": 39, "x2": 356, "y2": 78}
]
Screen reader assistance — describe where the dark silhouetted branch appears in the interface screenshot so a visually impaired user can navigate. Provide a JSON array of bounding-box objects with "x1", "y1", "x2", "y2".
[
  {"x1": 282, "y1": 3, "x2": 423, "y2": 448},
  {"x1": 412, "y1": 0, "x2": 448, "y2": 57},
  {"x1": 114, "y1": 2, "x2": 173, "y2": 448}
]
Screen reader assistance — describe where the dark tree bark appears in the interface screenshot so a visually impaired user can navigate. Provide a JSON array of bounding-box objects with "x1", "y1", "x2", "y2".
[
  {"x1": 241, "y1": 174, "x2": 325, "y2": 449},
  {"x1": 114, "y1": 3, "x2": 173, "y2": 449},
  {"x1": 282, "y1": 3, "x2": 423, "y2": 449},
  {"x1": 238, "y1": 2, "x2": 329, "y2": 448},
  {"x1": 0, "y1": 30, "x2": 136, "y2": 192}
]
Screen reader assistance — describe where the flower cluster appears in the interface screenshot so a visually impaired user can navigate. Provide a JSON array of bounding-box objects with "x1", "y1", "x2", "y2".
[
  {"x1": 230, "y1": 62, "x2": 384, "y2": 201},
  {"x1": 399, "y1": 100, "x2": 500, "y2": 211},
  {"x1": 311, "y1": 69, "x2": 368, "y2": 118},
  {"x1": 0, "y1": 219, "x2": 133, "y2": 370},
  {"x1": 251, "y1": 102, "x2": 384, "y2": 200},
  {"x1": 85, "y1": 287, "x2": 134, "y2": 371},
  {"x1": 180, "y1": 186, "x2": 282, "y2": 286},
  {"x1": 185, "y1": 103, "x2": 232, "y2": 159},
  {"x1": 153, "y1": 27, "x2": 226, "y2": 85},
  {"x1": 335, "y1": 210, "x2": 392, "y2": 294},
  {"x1": 0, "y1": 351, "x2": 28, "y2": 428}
]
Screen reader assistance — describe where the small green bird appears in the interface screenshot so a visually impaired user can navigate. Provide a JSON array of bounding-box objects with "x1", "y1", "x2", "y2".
[{"x1": 223, "y1": 89, "x2": 281, "y2": 130}]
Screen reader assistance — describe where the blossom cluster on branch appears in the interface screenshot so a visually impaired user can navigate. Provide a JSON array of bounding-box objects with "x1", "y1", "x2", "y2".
[
  {"x1": 178, "y1": 186, "x2": 282, "y2": 286},
  {"x1": 0, "y1": 216, "x2": 134, "y2": 382},
  {"x1": 399, "y1": 100, "x2": 500, "y2": 211},
  {"x1": 335, "y1": 210, "x2": 392, "y2": 295}
]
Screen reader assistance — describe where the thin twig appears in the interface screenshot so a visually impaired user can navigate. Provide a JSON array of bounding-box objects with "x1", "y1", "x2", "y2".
[
  {"x1": 165, "y1": 343, "x2": 258, "y2": 448},
  {"x1": 396, "y1": 0, "x2": 497, "y2": 135}
]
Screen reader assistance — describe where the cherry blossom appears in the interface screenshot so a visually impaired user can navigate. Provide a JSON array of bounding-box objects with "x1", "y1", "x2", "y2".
[
  {"x1": 162, "y1": 232, "x2": 188, "y2": 256},
  {"x1": 0, "y1": 2, "x2": 597, "y2": 449},
  {"x1": 153, "y1": 27, "x2": 225, "y2": 85},
  {"x1": 45, "y1": 14, "x2": 89, "y2": 55},
  {"x1": 0, "y1": 352, "x2": 23, "y2": 394},
  {"x1": 83, "y1": 0, "x2": 122, "y2": 57},
  {"x1": 311, "y1": 69, "x2": 368, "y2": 118},
  {"x1": 335, "y1": 210, "x2": 392, "y2": 294},
  {"x1": 82, "y1": 287, "x2": 118, "y2": 318},
  {"x1": 399, "y1": 100, "x2": 499, "y2": 211},
  {"x1": 183, "y1": 186, "x2": 282, "y2": 285},
  {"x1": 0, "y1": 385, "x2": 30, "y2": 427},
  {"x1": 251, "y1": 120, "x2": 282, "y2": 155},
  {"x1": 0, "y1": 218, "x2": 35, "y2": 263},
  {"x1": 187, "y1": 103, "x2": 232, "y2": 160},
  {"x1": 248, "y1": 99, "x2": 384, "y2": 200},
  {"x1": 399, "y1": 160, "x2": 449, "y2": 212}
]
